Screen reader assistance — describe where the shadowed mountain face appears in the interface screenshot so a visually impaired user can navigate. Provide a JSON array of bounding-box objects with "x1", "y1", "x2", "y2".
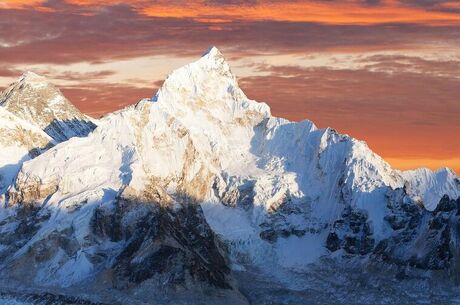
[
  {"x1": 93, "y1": 191, "x2": 231, "y2": 290},
  {"x1": 0, "y1": 290, "x2": 110, "y2": 305},
  {"x1": 0, "y1": 187, "x2": 235, "y2": 301},
  {"x1": 0, "y1": 48, "x2": 459, "y2": 304},
  {"x1": 43, "y1": 118, "x2": 96, "y2": 143}
]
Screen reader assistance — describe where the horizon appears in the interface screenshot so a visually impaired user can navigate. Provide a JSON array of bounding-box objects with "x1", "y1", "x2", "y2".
[{"x1": 0, "y1": 0, "x2": 459, "y2": 173}]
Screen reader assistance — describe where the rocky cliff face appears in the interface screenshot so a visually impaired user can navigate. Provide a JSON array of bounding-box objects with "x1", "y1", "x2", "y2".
[{"x1": 0, "y1": 47, "x2": 459, "y2": 304}]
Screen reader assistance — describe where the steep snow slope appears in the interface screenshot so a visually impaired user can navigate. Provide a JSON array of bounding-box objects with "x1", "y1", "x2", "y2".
[
  {"x1": 402, "y1": 167, "x2": 460, "y2": 211},
  {"x1": 1, "y1": 47, "x2": 459, "y2": 302},
  {"x1": 0, "y1": 72, "x2": 97, "y2": 142},
  {"x1": 0, "y1": 107, "x2": 54, "y2": 196}
]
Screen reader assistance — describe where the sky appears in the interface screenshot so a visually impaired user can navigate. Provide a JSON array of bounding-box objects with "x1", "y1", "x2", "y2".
[{"x1": 0, "y1": 0, "x2": 459, "y2": 173}]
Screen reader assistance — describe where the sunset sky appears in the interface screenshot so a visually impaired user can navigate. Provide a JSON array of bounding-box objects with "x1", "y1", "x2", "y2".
[{"x1": 0, "y1": 0, "x2": 459, "y2": 173}]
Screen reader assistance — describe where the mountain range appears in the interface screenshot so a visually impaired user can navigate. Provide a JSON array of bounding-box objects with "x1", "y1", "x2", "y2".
[{"x1": 0, "y1": 47, "x2": 459, "y2": 305}]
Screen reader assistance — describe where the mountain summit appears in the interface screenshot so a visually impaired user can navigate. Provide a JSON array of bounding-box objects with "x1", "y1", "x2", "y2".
[
  {"x1": 0, "y1": 72, "x2": 96, "y2": 142},
  {"x1": 151, "y1": 46, "x2": 270, "y2": 123},
  {"x1": 0, "y1": 49, "x2": 459, "y2": 304}
]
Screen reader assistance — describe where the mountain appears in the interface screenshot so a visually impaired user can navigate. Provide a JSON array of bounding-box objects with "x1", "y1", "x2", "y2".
[
  {"x1": 0, "y1": 107, "x2": 54, "y2": 196},
  {"x1": 0, "y1": 47, "x2": 459, "y2": 304},
  {"x1": 0, "y1": 72, "x2": 97, "y2": 142}
]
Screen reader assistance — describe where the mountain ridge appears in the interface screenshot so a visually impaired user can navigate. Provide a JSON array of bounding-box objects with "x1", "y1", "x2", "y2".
[{"x1": 0, "y1": 47, "x2": 459, "y2": 304}]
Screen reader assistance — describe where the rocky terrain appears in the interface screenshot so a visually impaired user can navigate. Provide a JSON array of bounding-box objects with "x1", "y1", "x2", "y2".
[{"x1": 0, "y1": 47, "x2": 459, "y2": 304}]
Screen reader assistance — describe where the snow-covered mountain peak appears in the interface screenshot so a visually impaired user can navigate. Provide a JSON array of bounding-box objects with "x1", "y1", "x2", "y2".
[
  {"x1": 200, "y1": 46, "x2": 229, "y2": 69},
  {"x1": 18, "y1": 71, "x2": 49, "y2": 86},
  {"x1": 402, "y1": 166, "x2": 460, "y2": 211},
  {"x1": 0, "y1": 72, "x2": 97, "y2": 142},
  {"x1": 203, "y1": 46, "x2": 223, "y2": 57},
  {"x1": 1, "y1": 71, "x2": 70, "y2": 111},
  {"x1": 438, "y1": 166, "x2": 458, "y2": 177},
  {"x1": 151, "y1": 47, "x2": 270, "y2": 124}
]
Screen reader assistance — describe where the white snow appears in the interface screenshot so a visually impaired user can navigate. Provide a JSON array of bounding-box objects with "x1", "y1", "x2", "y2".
[
  {"x1": 0, "y1": 71, "x2": 98, "y2": 142},
  {"x1": 0, "y1": 298, "x2": 33, "y2": 305},
  {"x1": 275, "y1": 232, "x2": 328, "y2": 271},
  {"x1": 0, "y1": 46, "x2": 458, "y2": 286},
  {"x1": 0, "y1": 107, "x2": 53, "y2": 196},
  {"x1": 402, "y1": 167, "x2": 460, "y2": 211}
]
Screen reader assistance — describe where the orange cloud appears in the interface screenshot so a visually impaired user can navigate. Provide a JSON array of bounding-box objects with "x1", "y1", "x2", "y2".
[
  {"x1": 61, "y1": 82, "x2": 154, "y2": 117},
  {"x1": 65, "y1": 0, "x2": 134, "y2": 5},
  {"x1": 140, "y1": 1, "x2": 460, "y2": 25},
  {"x1": 0, "y1": 0, "x2": 45, "y2": 9},
  {"x1": 4, "y1": 0, "x2": 460, "y2": 25},
  {"x1": 138, "y1": 0, "x2": 460, "y2": 25},
  {"x1": 441, "y1": 1, "x2": 460, "y2": 9}
]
